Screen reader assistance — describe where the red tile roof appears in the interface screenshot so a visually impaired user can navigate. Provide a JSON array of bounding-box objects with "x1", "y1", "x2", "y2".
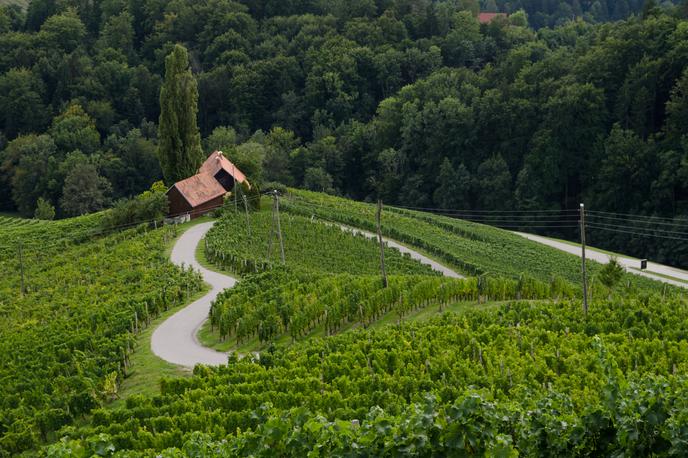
[
  {"x1": 171, "y1": 172, "x2": 226, "y2": 208},
  {"x1": 199, "y1": 151, "x2": 248, "y2": 185},
  {"x1": 478, "y1": 12, "x2": 507, "y2": 23}
]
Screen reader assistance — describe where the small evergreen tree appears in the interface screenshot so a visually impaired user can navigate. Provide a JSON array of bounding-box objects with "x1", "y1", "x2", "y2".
[
  {"x1": 157, "y1": 44, "x2": 204, "y2": 184},
  {"x1": 599, "y1": 257, "x2": 625, "y2": 293},
  {"x1": 34, "y1": 197, "x2": 55, "y2": 220}
]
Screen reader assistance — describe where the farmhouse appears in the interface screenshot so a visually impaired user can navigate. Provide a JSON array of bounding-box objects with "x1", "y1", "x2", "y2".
[
  {"x1": 166, "y1": 151, "x2": 249, "y2": 219},
  {"x1": 478, "y1": 12, "x2": 507, "y2": 23}
]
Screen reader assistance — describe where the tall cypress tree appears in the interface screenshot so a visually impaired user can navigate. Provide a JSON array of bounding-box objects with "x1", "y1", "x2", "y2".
[{"x1": 157, "y1": 44, "x2": 204, "y2": 184}]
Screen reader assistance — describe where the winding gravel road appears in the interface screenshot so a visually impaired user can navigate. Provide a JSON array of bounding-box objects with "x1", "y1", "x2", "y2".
[
  {"x1": 151, "y1": 222, "x2": 233, "y2": 367},
  {"x1": 151, "y1": 220, "x2": 462, "y2": 368},
  {"x1": 515, "y1": 231, "x2": 688, "y2": 288}
]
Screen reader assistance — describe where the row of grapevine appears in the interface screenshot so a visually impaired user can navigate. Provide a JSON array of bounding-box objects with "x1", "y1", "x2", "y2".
[
  {"x1": 203, "y1": 206, "x2": 437, "y2": 276},
  {"x1": 46, "y1": 291, "x2": 688, "y2": 455},
  {"x1": 0, "y1": 222, "x2": 203, "y2": 456},
  {"x1": 209, "y1": 269, "x2": 577, "y2": 345}
]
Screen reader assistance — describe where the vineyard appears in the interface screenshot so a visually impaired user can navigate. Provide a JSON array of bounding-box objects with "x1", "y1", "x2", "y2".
[
  {"x1": 209, "y1": 269, "x2": 576, "y2": 348},
  {"x1": 4, "y1": 191, "x2": 687, "y2": 456},
  {"x1": 203, "y1": 205, "x2": 436, "y2": 276},
  {"x1": 283, "y1": 190, "x2": 668, "y2": 293},
  {"x1": 0, "y1": 216, "x2": 203, "y2": 456},
  {"x1": 0, "y1": 214, "x2": 102, "y2": 258},
  {"x1": 46, "y1": 289, "x2": 688, "y2": 456}
]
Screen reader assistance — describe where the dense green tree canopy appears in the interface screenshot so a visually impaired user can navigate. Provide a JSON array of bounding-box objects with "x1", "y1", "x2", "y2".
[{"x1": 0, "y1": 0, "x2": 686, "y2": 262}]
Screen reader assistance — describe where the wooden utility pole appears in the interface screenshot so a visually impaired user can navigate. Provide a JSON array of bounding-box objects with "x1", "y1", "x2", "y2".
[
  {"x1": 242, "y1": 194, "x2": 251, "y2": 238},
  {"x1": 376, "y1": 199, "x2": 388, "y2": 288},
  {"x1": 232, "y1": 163, "x2": 238, "y2": 214},
  {"x1": 18, "y1": 242, "x2": 25, "y2": 294},
  {"x1": 267, "y1": 196, "x2": 275, "y2": 262},
  {"x1": 580, "y1": 203, "x2": 588, "y2": 315},
  {"x1": 275, "y1": 190, "x2": 285, "y2": 264}
]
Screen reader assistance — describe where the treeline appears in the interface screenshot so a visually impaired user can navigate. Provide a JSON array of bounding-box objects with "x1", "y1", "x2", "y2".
[
  {"x1": 0, "y1": 1, "x2": 687, "y2": 261},
  {"x1": 0, "y1": 0, "x2": 533, "y2": 219},
  {"x1": 493, "y1": 0, "x2": 681, "y2": 28}
]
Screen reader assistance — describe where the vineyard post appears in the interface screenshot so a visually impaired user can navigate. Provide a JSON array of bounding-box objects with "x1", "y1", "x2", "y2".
[
  {"x1": 376, "y1": 199, "x2": 388, "y2": 288},
  {"x1": 275, "y1": 190, "x2": 285, "y2": 264},
  {"x1": 580, "y1": 203, "x2": 588, "y2": 315},
  {"x1": 18, "y1": 241, "x2": 25, "y2": 294}
]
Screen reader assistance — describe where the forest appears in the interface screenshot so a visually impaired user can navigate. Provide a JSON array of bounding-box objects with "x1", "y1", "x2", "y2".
[{"x1": 1, "y1": 0, "x2": 687, "y2": 265}]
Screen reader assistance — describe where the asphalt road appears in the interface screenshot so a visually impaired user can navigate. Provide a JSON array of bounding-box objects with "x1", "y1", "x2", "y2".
[
  {"x1": 514, "y1": 231, "x2": 688, "y2": 288},
  {"x1": 150, "y1": 219, "x2": 462, "y2": 368},
  {"x1": 151, "y1": 222, "x2": 234, "y2": 367}
]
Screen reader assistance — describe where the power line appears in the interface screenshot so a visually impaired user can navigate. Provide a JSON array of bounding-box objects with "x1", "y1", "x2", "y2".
[
  {"x1": 586, "y1": 213, "x2": 688, "y2": 227},
  {"x1": 390, "y1": 203, "x2": 579, "y2": 213},
  {"x1": 587, "y1": 209, "x2": 686, "y2": 223},
  {"x1": 587, "y1": 224, "x2": 688, "y2": 242},
  {"x1": 586, "y1": 221, "x2": 688, "y2": 237}
]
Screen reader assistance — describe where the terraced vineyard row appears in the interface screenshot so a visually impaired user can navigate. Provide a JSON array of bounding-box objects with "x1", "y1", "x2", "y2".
[
  {"x1": 49, "y1": 291, "x2": 688, "y2": 456},
  {"x1": 204, "y1": 206, "x2": 436, "y2": 276},
  {"x1": 283, "y1": 190, "x2": 668, "y2": 293},
  {"x1": 0, "y1": 213, "x2": 102, "y2": 258},
  {"x1": 209, "y1": 269, "x2": 575, "y2": 345}
]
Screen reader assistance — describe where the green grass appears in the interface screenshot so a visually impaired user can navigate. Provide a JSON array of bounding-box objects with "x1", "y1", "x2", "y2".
[{"x1": 113, "y1": 286, "x2": 210, "y2": 404}]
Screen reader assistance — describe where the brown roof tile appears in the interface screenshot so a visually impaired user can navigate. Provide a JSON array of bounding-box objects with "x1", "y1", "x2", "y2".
[
  {"x1": 171, "y1": 172, "x2": 226, "y2": 208},
  {"x1": 199, "y1": 151, "x2": 248, "y2": 185}
]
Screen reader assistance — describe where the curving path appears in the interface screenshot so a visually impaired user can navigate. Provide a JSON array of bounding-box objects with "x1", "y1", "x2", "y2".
[
  {"x1": 514, "y1": 231, "x2": 688, "y2": 288},
  {"x1": 151, "y1": 222, "x2": 234, "y2": 367},
  {"x1": 151, "y1": 220, "x2": 462, "y2": 368},
  {"x1": 335, "y1": 224, "x2": 463, "y2": 278}
]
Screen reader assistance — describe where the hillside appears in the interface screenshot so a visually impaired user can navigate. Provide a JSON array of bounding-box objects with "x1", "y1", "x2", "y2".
[
  {"x1": 49, "y1": 283, "x2": 688, "y2": 455},
  {"x1": 2, "y1": 1, "x2": 688, "y2": 454},
  {"x1": 0, "y1": 192, "x2": 686, "y2": 456},
  {"x1": 0, "y1": 215, "x2": 203, "y2": 455}
]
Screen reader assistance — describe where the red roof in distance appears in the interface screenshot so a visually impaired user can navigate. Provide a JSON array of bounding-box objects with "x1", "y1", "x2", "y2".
[{"x1": 478, "y1": 12, "x2": 507, "y2": 23}]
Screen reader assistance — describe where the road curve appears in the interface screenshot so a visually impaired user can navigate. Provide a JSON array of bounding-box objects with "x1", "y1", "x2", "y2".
[
  {"x1": 151, "y1": 220, "x2": 463, "y2": 368},
  {"x1": 151, "y1": 222, "x2": 234, "y2": 367},
  {"x1": 335, "y1": 224, "x2": 464, "y2": 278},
  {"x1": 514, "y1": 231, "x2": 688, "y2": 288}
]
